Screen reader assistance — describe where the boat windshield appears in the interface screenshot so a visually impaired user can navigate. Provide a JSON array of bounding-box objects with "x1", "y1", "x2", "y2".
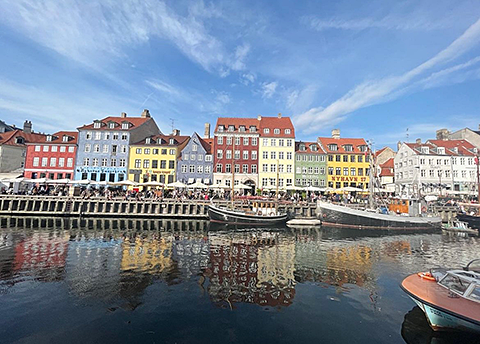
[
  {"x1": 439, "y1": 273, "x2": 470, "y2": 295},
  {"x1": 468, "y1": 285, "x2": 480, "y2": 302},
  {"x1": 439, "y1": 271, "x2": 480, "y2": 302}
]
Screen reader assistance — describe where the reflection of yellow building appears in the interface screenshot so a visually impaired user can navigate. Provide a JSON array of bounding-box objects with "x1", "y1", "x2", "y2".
[
  {"x1": 256, "y1": 239, "x2": 296, "y2": 287},
  {"x1": 318, "y1": 130, "x2": 370, "y2": 190},
  {"x1": 326, "y1": 245, "x2": 373, "y2": 286},
  {"x1": 121, "y1": 236, "x2": 173, "y2": 274},
  {"x1": 128, "y1": 133, "x2": 189, "y2": 185}
]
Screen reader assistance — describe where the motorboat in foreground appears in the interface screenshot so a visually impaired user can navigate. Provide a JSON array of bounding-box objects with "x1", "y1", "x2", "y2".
[
  {"x1": 401, "y1": 259, "x2": 480, "y2": 333},
  {"x1": 208, "y1": 202, "x2": 288, "y2": 226}
]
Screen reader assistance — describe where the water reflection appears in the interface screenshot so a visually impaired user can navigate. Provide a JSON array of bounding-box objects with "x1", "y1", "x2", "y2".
[{"x1": 1, "y1": 216, "x2": 480, "y2": 343}]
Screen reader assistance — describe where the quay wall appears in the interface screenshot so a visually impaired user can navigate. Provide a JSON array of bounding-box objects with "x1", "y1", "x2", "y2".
[{"x1": 0, "y1": 196, "x2": 318, "y2": 219}]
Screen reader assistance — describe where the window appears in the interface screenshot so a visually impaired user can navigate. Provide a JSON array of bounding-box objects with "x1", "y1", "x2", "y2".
[
  {"x1": 191, "y1": 154, "x2": 196, "y2": 160},
  {"x1": 33, "y1": 157, "x2": 39, "y2": 166},
  {"x1": 251, "y1": 165, "x2": 257, "y2": 173},
  {"x1": 169, "y1": 149, "x2": 175, "y2": 155},
  {"x1": 216, "y1": 164, "x2": 222, "y2": 173},
  {"x1": 271, "y1": 139, "x2": 276, "y2": 146},
  {"x1": 234, "y1": 150, "x2": 240, "y2": 159},
  {"x1": 243, "y1": 151, "x2": 249, "y2": 159},
  {"x1": 227, "y1": 137, "x2": 232, "y2": 145},
  {"x1": 205, "y1": 155, "x2": 212, "y2": 162},
  {"x1": 278, "y1": 152, "x2": 284, "y2": 160},
  {"x1": 285, "y1": 129, "x2": 291, "y2": 135},
  {"x1": 67, "y1": 158, "x2": 73, "y2": 167},
  {"x1": 287, "y1": 152, "x2": 292, "y2": 160},
  {"x1": 242, "y1": 164, "x2": 248, "y2": 173},
  {"x1": 343, "y1": 167, "x2": 349, "y2": 176},
  {"x1": 343, "y1": 155, "x2": 348, "y2": 162},
  {"x1": 68, "y1": 146, "x2": 74, "y2": 153},
  {"x1": 184, "y1": 153, "x2": 189, "y2": 161},
  {"x1": 350, "y1": 168, "x2": 356, "y2": 176},
  {"x1": 85, "y1": 144, "x2": 91, "y2": 153},
  {"x1": 287, "y1": 165, "x2": 292, "y2": 173},
  {"x1": 121, "y1": 133, "x2": 127, "y2": 140},
  {"x1": 160, "y1": 160, "x2": 166, "y2": 168},
  {"x1": 287, "y1": 139, "x2": 293, "y2": 147},
  {"x1": 190, "y1": 165, "x2": 195, "y2": 173},
  {"x1": 250, "y1": 126, "x2": 256, "y2": 133},
  {"x1": 135, "y1": 159, "x2": 141, "y2": 168},
  {"x1": 279, "y1": 139, "x2": 284, "y2": 147},
  {"x1": 86, "y1": 132, "x2": 92, "y2": 140},
  {"x1": 59, "y1": 158, "x2": 65, "y2": 167},
  {"x1": 122, "y1": 122, "x2": 129, "y2": 129},
  {"x1": 235, "y1": 137, "x2": 240, "y2": 146},
  {"x1": 197, "y1": 165, "x2": 204, "y2": 173},
  {"x1": 42, "y1": 145, "x2": 49, "y2": 152},
  {"x1": 101, "y1": 158, "x2": 107, "y2": 167},
  {"x1": 252, "y1": 137, "x2": 258, "y2": 146},
  {"x1": 320, "y1": 167, "x2": 325, "y2": 175},
  {"x1": 226, "y1": 150, "x2": 232, "y2": 159},
  {"x1": 41, "y1": 157, "x2": 47, "y2": 167},
  {"x1": 50, "y1": 157, "x2": 56, "y2": 167},
  {"x1": 262, "y1": 151, "x2": 268, "y2": 159},
  {"x1": 94, "y1": 122, "x2": 101, "y2": 129},
  {"x1": 205, "y1": 165, "x2": 211, "y2": 173},
  {"x1": 113, "y1": 132, "x2": 119, "y2": 140},
  {"x1": 169, "y1": 161, "x2": 175, "y2": 169},
  {"x1": 83, "y1": 158, "x2": 89, "y2": 166},
  {"x1": 144, "y1": 148, "x2": 150, "y2": 154},
  {"x1": 181, "y1": 165, "x2": 187, "y2": 173},
  {"x1": 218, "y1": 137, "x2": 224, "y2": 145},
  {"x1": 262, "y1": 178, "x2": 268, "y2": 187},
  {"x1": 274, "y1": 128, "x2": 280, "y2": 134},
  {"x1": 119, "y1": 159, "x2": 126, "y2": 167},
  {"x1": 296, "y1": 166, "x2": 301, "y2": 174},
  {"x1": 271, "y1": 152, "x2": 276, "y2": 159},
  {"x1": 271, "y1": 164, "x2": 276, "y2": 173},
  {"x1": 235, "y1": 164, "x2": 240, "y2": 173},
  {"x1": 111, "y1": 159, "x2": 117, "y2": 167},
  {"x1": 263, "y1": 128, "x2": 270, "y2": 134},
  {"x1": 314, "y1": 167, "x2": 319, "y2": 174},
  {"x1": 228, "y1": 125, "x2": 234, "y2": 132},
  {"x1": 243, "y1": 137, "x2": 249, "y2": 145},
  {"x1": 94, "y1": 132, "x2": 101, "y2": 140},
  {"x1": 358, "y1": 168, "x2": 363, "y2": 176},
  {"x1": 335, "y1": 167, "x2": 341, "y2": 175},
  {"x1": 60, "y1": 146, "x2": 66, "y2": 153},
  {"x1": 308, "y1": 166, "x2": 313, "y2": 174},
  {"x1": 217, "y1": 150, "x2": 223, "y2": 159},
  {"x1": 104, "y1": 132, "x2": 111, "y2": 140},
  {"x1": 252, "y1": 151, "x2": 257, "y2": 160},
  {"x1": 358, "y1": 155, "x2": 363, "y2": 163},
  {"x1": 262, "y1": 164, "x2": 268, "y2": 172},
  {"x1": 218, "y1": 125, "x2": 225, "y2": 133},
  {"x1": 225, "y1": 164, "x2": 232, "y2": 173},
  {"x1": 103, "y1": 145, "x2": 109, "y2": 153}
]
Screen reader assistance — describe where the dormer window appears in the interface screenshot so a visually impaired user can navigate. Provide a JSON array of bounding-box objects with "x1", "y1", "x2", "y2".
[
  {"x1": 311, "y1": 145, "x2": 318, "y2": 152},
  {"x1": 474, "y1": 148, "x2": 478, "y2": 153},
  {"x1": 344, "y1": 144, "x2": 353, "y2": 152},
  {"x1": 46, "y1": 135, "x2": 52, "y2": 142},
  {"x1": 328, "y1": 144, "x2": 338, "y2": 151},
  {"x1": 157, "y1": 138, "x2": 162, "y2": 144},
  {"x1": 228, "y1": 125, "x2": 235, "y2": 132},
  {"x1": 93, "y1": 121, "x2": 101, "y2": 129},
  {"x1": 452, "y1": 147, "x2": 458, "y2": 153},
  {"x1": 218, "y1": 125, "x2": 224, "y2": 133},
  {"x1": 358, "y1": 145, "x2": 366, "y2": 152},
  {"x1": 62, "y1": 136, "x2": 69, "y2": 142},
  {"x1": 15, "y1": 137, "x2": 24, "y2": 144},
  {"x1": 421, "y1": 146, "x2": 429, "y2": 154},
  {"x1": 437, "y1": 147, "x2": 445, "y2": 155},
  {"x1": 169, "y1": 138, "x2": 175, "y2": 145},
  {"x1": 249, "y1": 126, "x2": 256, "y2": 133},
  {"x1": 285, "y1": 129, "x2": 291, "y2": 134},
  {"x1": 108, "y1": 122, "x2": 115, "y2": 129},
  {"x1": 263, "y1": 128, "x2": 270, "y2": 134},
  {"x1": 121, "y1": 122, "x2": 129, "y2": 130},
  {"x1": 239, "y1": 126, "x2": 245, "y2": 132},
  {"x1": 300, "y1": 144, "x2": 306, "y2": 151},
  {"x1": 274, "y1": 128, "x2": 280, "y2": 134},
  {"x1": 146, "y1": 137, "x2": 151, "y2": 144}
]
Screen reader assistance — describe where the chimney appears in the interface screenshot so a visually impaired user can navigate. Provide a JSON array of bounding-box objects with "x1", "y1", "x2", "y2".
[
  {"x1": 478, "y1": 124, "x2": 480, "y2": 131},
  {"x1": 416, "y1": 138, "x2": 421, "y2": 145},
  {"x1": 23, "y1": 120, "x2": 32, "y2": 134},
  {"x1": 257, "y1": 115, "x2": 262, "y2": 121},
  {"x1": 172, "y1": 129, "x2": 180, "y2": 136},
  {"x1": 141, "y1": 109, "x2": 150, "y2": 118},
  {"x1": 436, "y1": 129, "x2": 449, "y2": 140},
  {"x1": 120, "y1": 112, "x2": 127, "y2": 118},
  {"x1": 331, "y1": 129, "x2": 340, "y2": 139},
  {"x1": 397, "y1": 141, "x2": 402, "y2": 151},
  {"x1": 278, "y1": 112, "x2": 282, "y2": 118},
  {"x1": 204, "y1": 123, "x2": 211, "y2": 139}
]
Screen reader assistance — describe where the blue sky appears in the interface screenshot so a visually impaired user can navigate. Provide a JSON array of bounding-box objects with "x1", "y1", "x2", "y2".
[{"x1": 1, "y1": 0, "x2": 480, "y2": 149}]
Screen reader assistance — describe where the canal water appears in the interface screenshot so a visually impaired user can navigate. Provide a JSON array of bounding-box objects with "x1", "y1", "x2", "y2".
[{"x1": 0, "y1": 217, "x2": 479, "y2": 344}]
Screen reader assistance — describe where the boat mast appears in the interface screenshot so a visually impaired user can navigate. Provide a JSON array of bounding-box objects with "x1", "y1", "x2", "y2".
[
  {"x1": 231, "y1": 134, "x2": 235, "y2": 208},
  {"x1": 477, "y1": 154, "x2": 480, "y2": 215},
  {"x1": 276, "y1": 159, "x2": 279, "y2": 212},
  {"x1": 367, "y1": 142, "x2": 375, "y2": 209}
]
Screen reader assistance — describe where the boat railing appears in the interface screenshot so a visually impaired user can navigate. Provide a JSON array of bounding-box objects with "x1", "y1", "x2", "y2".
[{"x1": 438, "y1": 270, "x2": 480, "y2": 302}]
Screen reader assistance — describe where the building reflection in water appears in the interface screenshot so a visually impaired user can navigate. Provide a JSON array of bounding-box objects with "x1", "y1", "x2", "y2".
[{"x1": 203, "y1": 231, "x2": 296, "y2": 308}]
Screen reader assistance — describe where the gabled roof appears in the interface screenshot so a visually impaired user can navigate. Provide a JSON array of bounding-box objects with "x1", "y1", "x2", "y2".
[
  {"x1": 379, "y1": 158, "x2": 394, "y2": 177},
  {"x1": 295, "y1": 141, "x2": 326, "y2": 154},
  {"x1": 0, "y1": 129, "x2": 46, "y2": 147},
  {"x1": 259, "y1": 116, "x2": 295, "y2": 138},
  {"x1": 214, "y1": 117, "x2": 260, "y2": 133},
  {"x1": 133, "y1": 134, "x2": 190, "y2": 146},
  {"x1": 78, "y1": 116, "x2": 152, "y2": 131},
  {"x1": 33, "y1": 131, "x2": 78, "y2": 144},
  {"x1": 317, "y1": 137, "x2": 368, "y2": 154},
  {"x1": 405, "y1": 139, "x2": 476, "y2": 156},
  {"x1": 198, "y1": 137, "x2": 212, "y2": 154}
]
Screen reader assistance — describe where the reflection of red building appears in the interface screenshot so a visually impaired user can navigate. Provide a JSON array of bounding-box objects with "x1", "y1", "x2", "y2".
[
  {"x1": 24, "y1": 131, "x2": 78, "y2": 179},
  {"x1": 205, "y1": 234, "x2": 295, "y2": 307},
  {"x1": 14, "y1": 232, "x2": 69, "y2": 281}
]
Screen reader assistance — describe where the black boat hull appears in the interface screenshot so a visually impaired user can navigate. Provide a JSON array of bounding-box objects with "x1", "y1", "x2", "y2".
[
  {"x1": 457, "y1": 213, "x2": 480, "y2": 230},
  {"x1": 208, "y1": 204, "x2": 288, "y2": 226},
  {"x1": 318, "y1": 202, "x2": 441, "y2": 230}
]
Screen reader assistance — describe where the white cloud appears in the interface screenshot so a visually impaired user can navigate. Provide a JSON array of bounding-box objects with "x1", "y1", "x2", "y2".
[
  {"x1": 240, "y1": 73, "x2": 256, "y2": 85},
  {"x1": 214, "y1": 91, "x2": 231, "y2": 105},
  {"x1": 0, "y1": 0, "x2": 233, "y2": 75},
  {"x1": 231, "y1": 43, "x2": 250, "y2": 71},
  {"x1": 261, "y1": 81, "x2": 278, "y2": 99},
  {"x1": 146, "y1": 80, "x2": 181, "y2": 97},
  {"x1": 294, "y1": 18, "x2": 480, "y2": 133}
]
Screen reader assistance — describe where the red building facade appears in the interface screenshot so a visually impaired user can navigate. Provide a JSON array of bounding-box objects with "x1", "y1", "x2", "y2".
[
  {"x1": 213, "y1": 117, "x2": 260, "y2": 191},
  {"x1": 24, "y1": 131, "x2": 78, "y2": 179}
]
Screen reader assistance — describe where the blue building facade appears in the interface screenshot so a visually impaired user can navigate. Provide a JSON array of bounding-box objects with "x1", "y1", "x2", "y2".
[
  {"x1": 74, "y1": 110, "x2": 160, "y2": 182},
  {"x1": 176, "y1": 132, "x2": 213, "y2": 185}
]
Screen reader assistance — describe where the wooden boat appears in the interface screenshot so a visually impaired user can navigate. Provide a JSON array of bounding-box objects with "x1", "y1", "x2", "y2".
[
  {"x1": 317, "y1": 201, "x2": 442, "y2": 230},
  {"x1": 208, "y1": 202, "x2": 288, "y2": 226},
  {"x1": 457, "y1": 213, "x2": 480, "y2": 230},
  {"x1": 401, "y1": 259, "x2": 480, "y2": 333}
]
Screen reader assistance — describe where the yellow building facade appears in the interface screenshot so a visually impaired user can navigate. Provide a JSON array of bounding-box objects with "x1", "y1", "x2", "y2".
[
  {"x1": 318, "y1": 130, "x2": 370, "y2": 190},
  {"x1": 258, "y1": 115, "x2": 296, "y2": 190},
  {"x1": 128, "y1": 134, "x2": 189, "y2": 185}
]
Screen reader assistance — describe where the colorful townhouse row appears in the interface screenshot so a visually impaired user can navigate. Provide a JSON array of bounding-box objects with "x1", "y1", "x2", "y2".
[{"x1": 4, "y1": 110, "x2": 479, "y2": 195}]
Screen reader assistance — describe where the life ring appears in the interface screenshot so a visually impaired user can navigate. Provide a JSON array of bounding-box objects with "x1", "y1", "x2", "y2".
[
  {"x1": 269, "y1": 212, "x2": 275, "y2": 216},
  {"x1": 417, "y1": 272, "x2": 435, "y2": 281},
  {"x1": 421, "y1": 206, "x2": 427, "y2": 213},
  {"x1": 257, "y1": 211, "x2": 262, "y2": 216}
]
